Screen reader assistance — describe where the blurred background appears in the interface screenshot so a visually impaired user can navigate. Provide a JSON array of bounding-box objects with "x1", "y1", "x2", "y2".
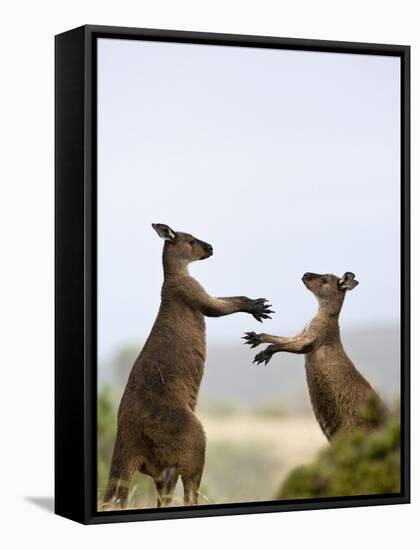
[{"x1": 97, "y1": 38, "x2": 400, "y2": 507}]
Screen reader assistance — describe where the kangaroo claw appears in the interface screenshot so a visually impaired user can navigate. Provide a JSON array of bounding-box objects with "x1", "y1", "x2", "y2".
[
  {"x1": 250, "y1": 298, "x2": 274, "y2": 322},
  {"x1": 253, "y1": 347, "x2": 274, "y2": 366},
  {"x1": 242, "y1": 331, "x2": 263, "y2": 348}
]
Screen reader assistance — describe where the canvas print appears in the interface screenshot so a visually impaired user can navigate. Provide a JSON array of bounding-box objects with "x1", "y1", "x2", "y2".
[{"x1": 96, "y1": 38, "x2": 401, "y2": 511}]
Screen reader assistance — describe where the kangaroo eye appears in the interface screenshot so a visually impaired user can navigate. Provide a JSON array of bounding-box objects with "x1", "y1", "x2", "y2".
[
  {"x1": 321, "y1": 278, "x2": 327, "y2": 284},
  {"x1": 189, "y1": 239, "x2": 196, "y2": 246}
]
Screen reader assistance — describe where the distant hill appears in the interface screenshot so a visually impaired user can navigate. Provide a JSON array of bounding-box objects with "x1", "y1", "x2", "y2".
[{"x1": 98, "y1": 324, "x2": 400, "y2": 413}]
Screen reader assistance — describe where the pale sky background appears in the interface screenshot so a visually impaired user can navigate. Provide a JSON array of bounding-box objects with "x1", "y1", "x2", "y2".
[{"x1": 97, "y1": 38, "x2": 400, "y2": 367}]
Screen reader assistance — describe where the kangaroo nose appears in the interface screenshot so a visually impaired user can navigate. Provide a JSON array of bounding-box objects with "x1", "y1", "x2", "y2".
[
  {"x1": 302, "y1": 272, "x2": 319, "y2": 281},
  {"x1": 205, "y1": 243, "x2": 213, "y2": 253}
]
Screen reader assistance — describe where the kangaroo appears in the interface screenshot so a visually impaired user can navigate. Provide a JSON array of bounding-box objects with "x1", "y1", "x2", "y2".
[
  {"x1": 103, "y1": 223, "x2": 273, "y2": 509},
  {"x1": 244, "y1": 272, "x2": 387, "y2": 441}
]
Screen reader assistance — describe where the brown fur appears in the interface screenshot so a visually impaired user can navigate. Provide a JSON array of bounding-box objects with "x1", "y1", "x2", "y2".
[
  {"x1": 103, "y1": 224, "x2": 273, "y2": 509},
  {"x1": 244, "y1": 272, "x2": 387, "y2": 441}
]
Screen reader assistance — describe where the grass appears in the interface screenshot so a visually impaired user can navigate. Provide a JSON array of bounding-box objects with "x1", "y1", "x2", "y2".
[{"x1": 97, "y1": 386, "x2": 400, "y2": 509}]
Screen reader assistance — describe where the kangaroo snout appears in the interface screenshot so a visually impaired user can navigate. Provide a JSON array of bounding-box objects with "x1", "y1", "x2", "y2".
[
  {"x1": 302, "y1": 272, "x2": 320, "y2": 283},
  {"x1": 200, "y1": 241, "x2": 213, "y2": 259},
  {"x1": 302, "y1": 272, "x2": 321, "y2": 286}
]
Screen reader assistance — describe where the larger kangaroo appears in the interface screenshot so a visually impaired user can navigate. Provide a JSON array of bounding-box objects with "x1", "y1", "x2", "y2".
[
  {"x1": 104, "y1": 223, "x2": 273, "y2": 508},
  {"x1": 244, "y1": 272, "x2": 387, "y2": 441}
]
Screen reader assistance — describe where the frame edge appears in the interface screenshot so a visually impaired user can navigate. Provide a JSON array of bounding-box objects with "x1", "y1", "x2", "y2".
[{"x1": 55, "y1": 25, "x2": 88, "y2": 525}]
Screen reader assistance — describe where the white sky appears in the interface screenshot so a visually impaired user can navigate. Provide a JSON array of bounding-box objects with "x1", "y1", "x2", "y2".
[{"x1": 97, "y1": 38, "x2": 400, "y2": 364}]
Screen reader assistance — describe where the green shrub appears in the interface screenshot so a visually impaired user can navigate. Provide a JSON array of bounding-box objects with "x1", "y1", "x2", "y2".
[
  {"x1": 97, "y1": 386, "x2": 118, "y2": 494},
  {"x1": 277, "y1": 414, "x2": 401, "y2": 499}
]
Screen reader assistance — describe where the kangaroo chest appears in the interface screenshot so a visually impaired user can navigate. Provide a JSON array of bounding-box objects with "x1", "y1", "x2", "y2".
[
  {"x1": 304, "y1": 352, "x2": 344, "y2": 440},
  {"x1": 150, "y1": 301, "x2": 207, "y2": 409}
]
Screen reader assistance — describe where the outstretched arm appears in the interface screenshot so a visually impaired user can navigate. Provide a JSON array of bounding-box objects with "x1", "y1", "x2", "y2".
[
  {"x1": 210, "y1": 296, "x2": 273, "y2": 321},
  {"x1": 203, "y1": 295, "x2": 273, "y2": 322},
  {"x1": 176, "y1": 279, "x2": 273, "y2": 322},
  {"x1": 243, "y1": 331, "x2": 315, "y2": 365}
]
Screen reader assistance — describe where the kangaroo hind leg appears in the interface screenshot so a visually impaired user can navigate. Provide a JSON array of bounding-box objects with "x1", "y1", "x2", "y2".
[
  {"x1": 103, "y1": 437, "x2": 137, "y2": 510},
  {"x1": 154, "y1": 467, "x2": 179, "y2": 507},
  {"x1": 178, "y1": 414, "x2": 206, "y2": 506}
]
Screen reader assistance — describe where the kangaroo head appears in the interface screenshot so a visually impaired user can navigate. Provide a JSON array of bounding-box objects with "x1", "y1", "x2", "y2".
[
  {"x1": 302, "y1": 272, "x2": 359, "y2": 308},
  {"x1": 152, "y1": 223, "x2": 213, "y2": 269}
]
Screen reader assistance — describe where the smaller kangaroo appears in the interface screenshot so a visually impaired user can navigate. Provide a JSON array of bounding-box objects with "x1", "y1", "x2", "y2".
[{"x1": 244, "y1": 272, "x2": 387, "y2": 440}]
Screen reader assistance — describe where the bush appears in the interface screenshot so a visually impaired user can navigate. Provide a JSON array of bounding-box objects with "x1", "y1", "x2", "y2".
[
  {"x1": 277, "y1": 413, "x2": 400, "y2": 499},
  {"x1": 97, "y1": 386, "x2": 118, "y2": 493}
]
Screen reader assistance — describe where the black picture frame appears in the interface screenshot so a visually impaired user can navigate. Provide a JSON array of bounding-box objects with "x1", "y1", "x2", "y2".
[{"x1": 55, "y1": 24, "x2": 410, "y2": 525}]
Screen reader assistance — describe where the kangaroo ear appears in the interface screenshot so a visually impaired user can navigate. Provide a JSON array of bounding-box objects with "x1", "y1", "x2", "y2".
[
  {"x1": 152, "y1": 223, "x2": 176, "y2": 242},
  {"x1": 338, "y1": 272, "x2": 359, "y2": 291}
]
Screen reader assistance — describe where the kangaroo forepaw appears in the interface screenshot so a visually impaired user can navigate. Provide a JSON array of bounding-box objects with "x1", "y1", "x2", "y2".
[
  {"x1": 249, "y1": 298, "x2": 274, "y2": 322},
  {"x1": 242, "y1": 331, "x2": 263, "y2": 348},
  {"x1": 253, "y1": 347, "x2": 274, "y2": 366}
]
